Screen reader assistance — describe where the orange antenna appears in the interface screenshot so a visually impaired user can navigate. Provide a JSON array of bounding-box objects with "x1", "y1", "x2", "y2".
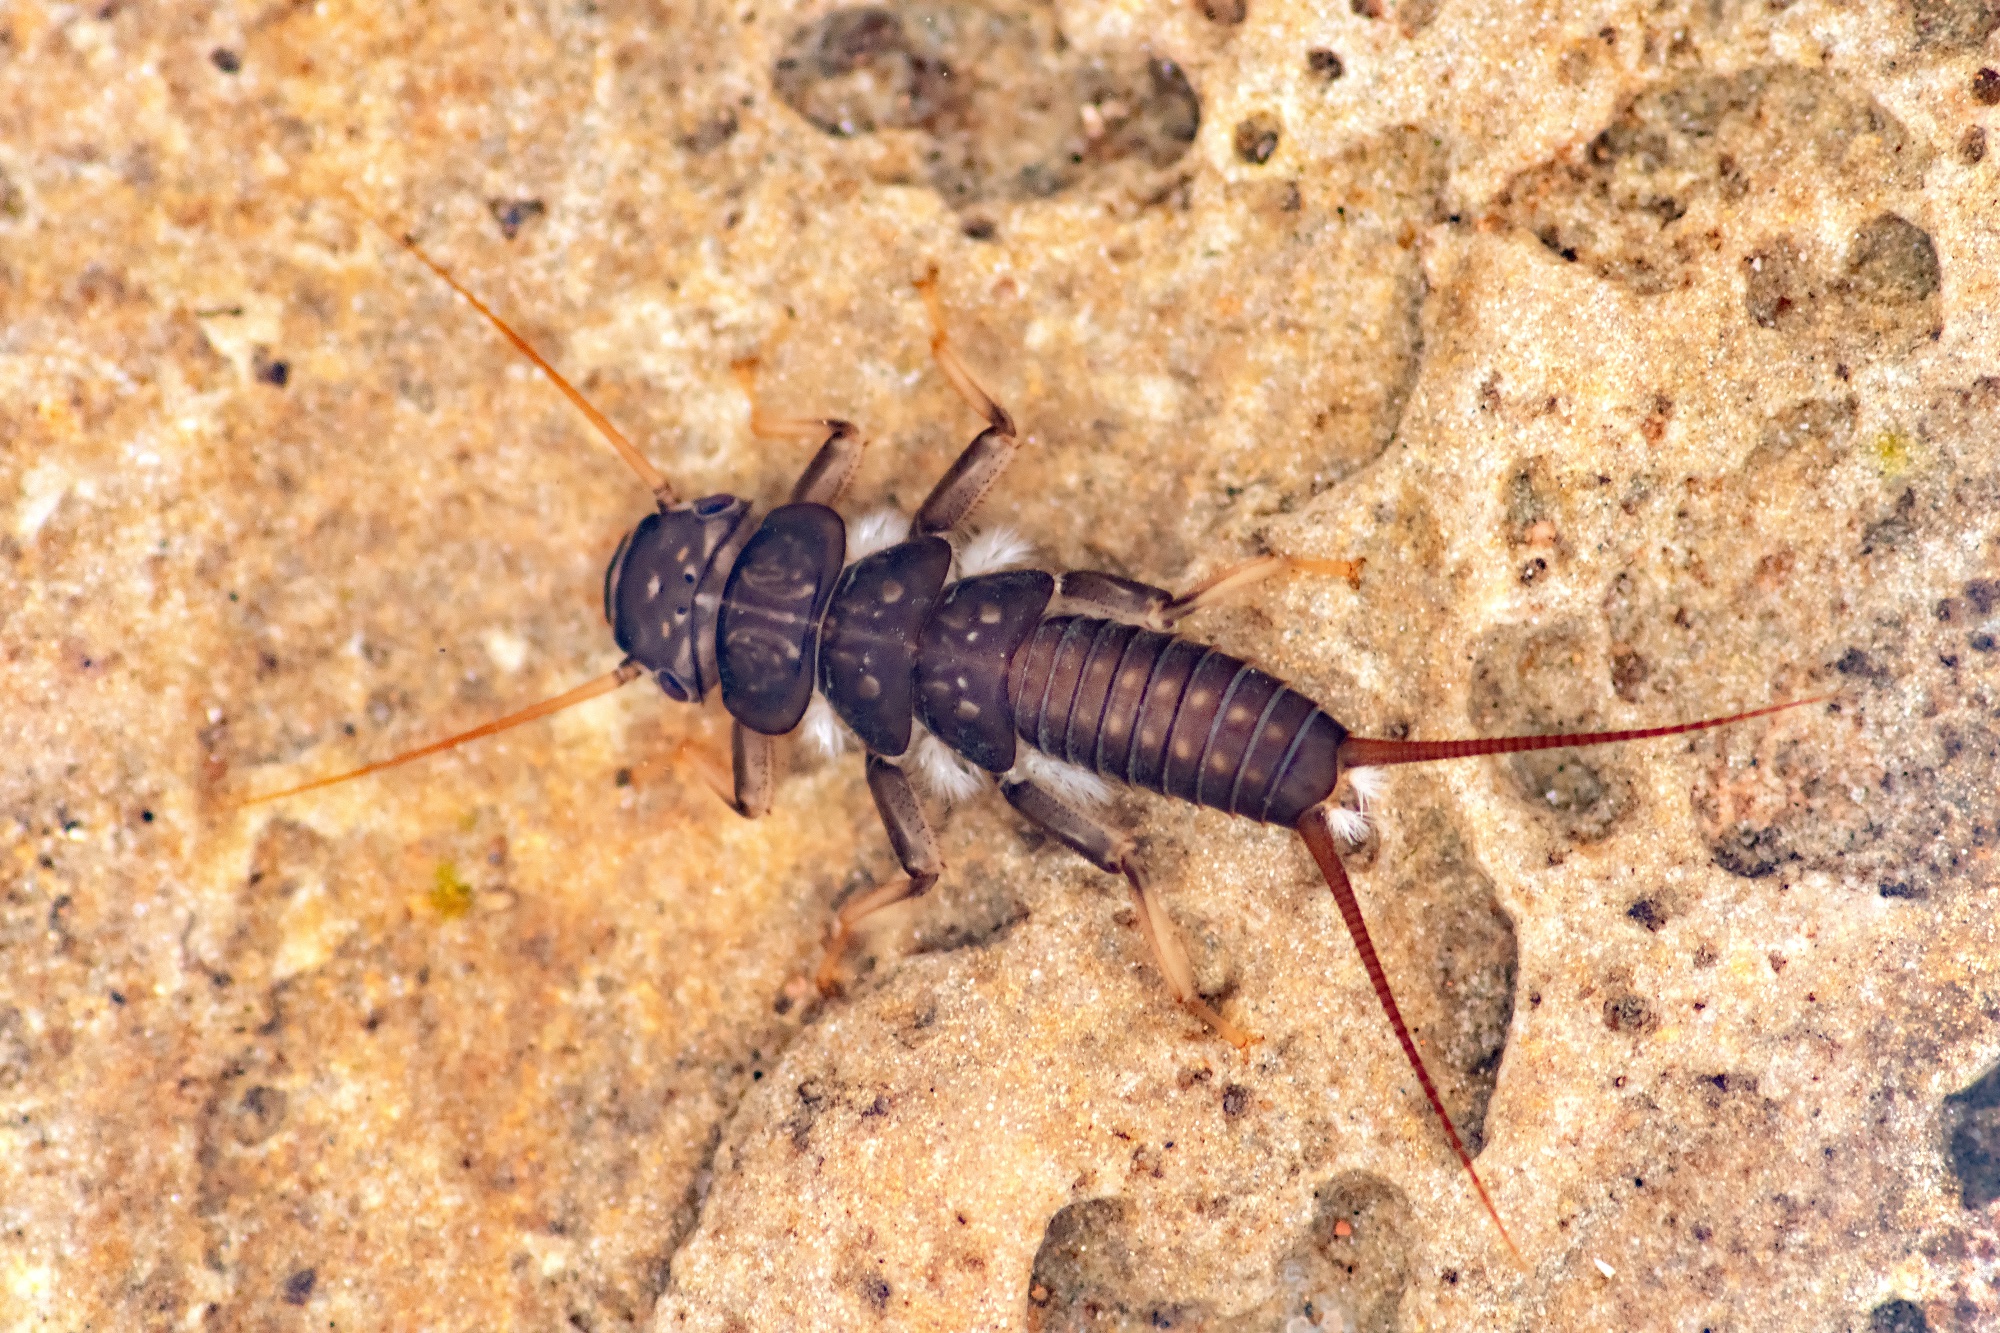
[
  {"x1": 372, "y1": 219, "x2": 678, "y2": 506},
  {"x1": 239, "y1": 661, "x2": 643, "y2": 808}
]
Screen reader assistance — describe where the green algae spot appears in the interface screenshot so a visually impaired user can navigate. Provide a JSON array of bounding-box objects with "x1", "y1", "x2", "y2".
[
  {"x1": 429, "y1": 862, "x2": 474, "y2": 919},
  {"x1": 1872, "y1": 430, "x2": 1912, "y2": 478}
]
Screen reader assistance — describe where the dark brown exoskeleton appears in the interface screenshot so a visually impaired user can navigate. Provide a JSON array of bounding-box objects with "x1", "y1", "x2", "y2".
[{"x1": 246, "y1": 234, "x2": 1821, "y2": 1259}]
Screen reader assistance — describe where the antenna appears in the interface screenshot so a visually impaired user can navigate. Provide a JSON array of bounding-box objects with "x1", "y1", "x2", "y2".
[
  {"x1": 373, "y1": 218, "x2": 678, "y2": 505},
  {"x1": 240, "y1": 662, "x2": 642, "y2": 807}
]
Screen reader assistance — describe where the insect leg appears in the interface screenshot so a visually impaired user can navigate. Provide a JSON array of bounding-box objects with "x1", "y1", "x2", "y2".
[
  {"x1": 1053, "y1": 570, "x2": 1177, "y2": 628},
  {"x1": 911, "y1": 269, "x2": 1020, "y2": 536},
  {"x1": 1158, "y1": 554, "x2": 1365, "y2": 627},
  {"x1": 729, "y1": 359, "x2": 865, "y2": 506},
  {"x1": 913, "y1": 267, "x2": 1014, "y2": 436},
  {"x1": 784, "y1": 420, "x2": 863, "y2": 507},
  {"x1": 731, "y1": 723, "x2": 777, "y2": 819},
  {"x1": 816, "y1": 755, "x2": 943, "y2": 991},
  {"x1": 1053, "y1": 554, "x2": 1366, "y2": 632},
  {"x1": 652, "y1": 692, "x2": 741, "y2": 809},
  {"x1": 1001, "y1": 777, "x2": 1255, "y2": 1050},
  {"x1": 660, "y1": 736, "x2": 738, "y2": 808}
]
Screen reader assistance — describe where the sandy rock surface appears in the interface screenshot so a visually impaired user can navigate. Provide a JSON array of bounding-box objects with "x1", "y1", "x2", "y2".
[{"x1": 3, "y1": 0, "x2": 1997, "y2": 1328}]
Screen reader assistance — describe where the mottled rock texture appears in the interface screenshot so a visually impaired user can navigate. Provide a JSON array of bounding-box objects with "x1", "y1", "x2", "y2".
[{"x1": 3, "y1": 0, "x2": 1996, "y2": 1328}]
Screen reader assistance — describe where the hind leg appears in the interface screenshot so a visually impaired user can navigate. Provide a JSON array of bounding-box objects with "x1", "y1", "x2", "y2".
[{"x1": 1001, "y1": 777, "x2": 1255, "y2": 1049}]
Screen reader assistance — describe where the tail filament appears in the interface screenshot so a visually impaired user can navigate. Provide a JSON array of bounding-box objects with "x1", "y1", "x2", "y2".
[
  {"x1": 1337, "y1": 696, "x2": 1829, "y2": 771},
  {"x1": 1297, "y1": 805, "x2": 1523, "y2": 1263}
]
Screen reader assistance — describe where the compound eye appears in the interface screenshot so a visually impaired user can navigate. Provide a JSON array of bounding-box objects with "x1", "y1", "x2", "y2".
[
  {"x1": 654, "y1": 671, "x2": 692, "y2": 703},
  {"x1": 693, "y1": 494, "x2": 735, "y2": 518}
]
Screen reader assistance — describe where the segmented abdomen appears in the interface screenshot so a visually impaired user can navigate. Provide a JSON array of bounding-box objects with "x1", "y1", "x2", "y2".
[{"x1": 1007, "y1": 616, "x2": 1345, "y2": 826}]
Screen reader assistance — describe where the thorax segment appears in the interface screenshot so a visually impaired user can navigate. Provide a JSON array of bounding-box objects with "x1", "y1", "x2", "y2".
[
  {"x1": 915, "y1": 569, "x2": 1056, "y2": 772},
  {"x1": 817, "y1": 536, "x2": 955, "y2": 758},
  {"x1": 717, "y1": 503, "x2": 847, "y2": 735}
]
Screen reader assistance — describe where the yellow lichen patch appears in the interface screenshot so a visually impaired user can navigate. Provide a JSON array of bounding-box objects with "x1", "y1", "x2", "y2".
[
  {"x1": 1872, "y1": 430, "x2": 1912, "y2": 478},
  {"x1": 428, "y1": 862, "x2": 475, "y2": 920}
]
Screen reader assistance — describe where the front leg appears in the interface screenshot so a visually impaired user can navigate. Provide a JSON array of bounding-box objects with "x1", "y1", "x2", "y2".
[
  {"x1": 1001, "y1": 776, "x2": 1254, "y2": 1049},
  {"x1": 815, "y1": 754, "x2": 944, "y2": 990},
  {"x1": 911, "y1": 270, "x2": 1021, "y2": 537},
  {"x1": 732, "y1": 723, "x2": 776, "y2": 819},
  {"x1": 731, "y1": 358, "x2": 866, "y2": 506}
]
